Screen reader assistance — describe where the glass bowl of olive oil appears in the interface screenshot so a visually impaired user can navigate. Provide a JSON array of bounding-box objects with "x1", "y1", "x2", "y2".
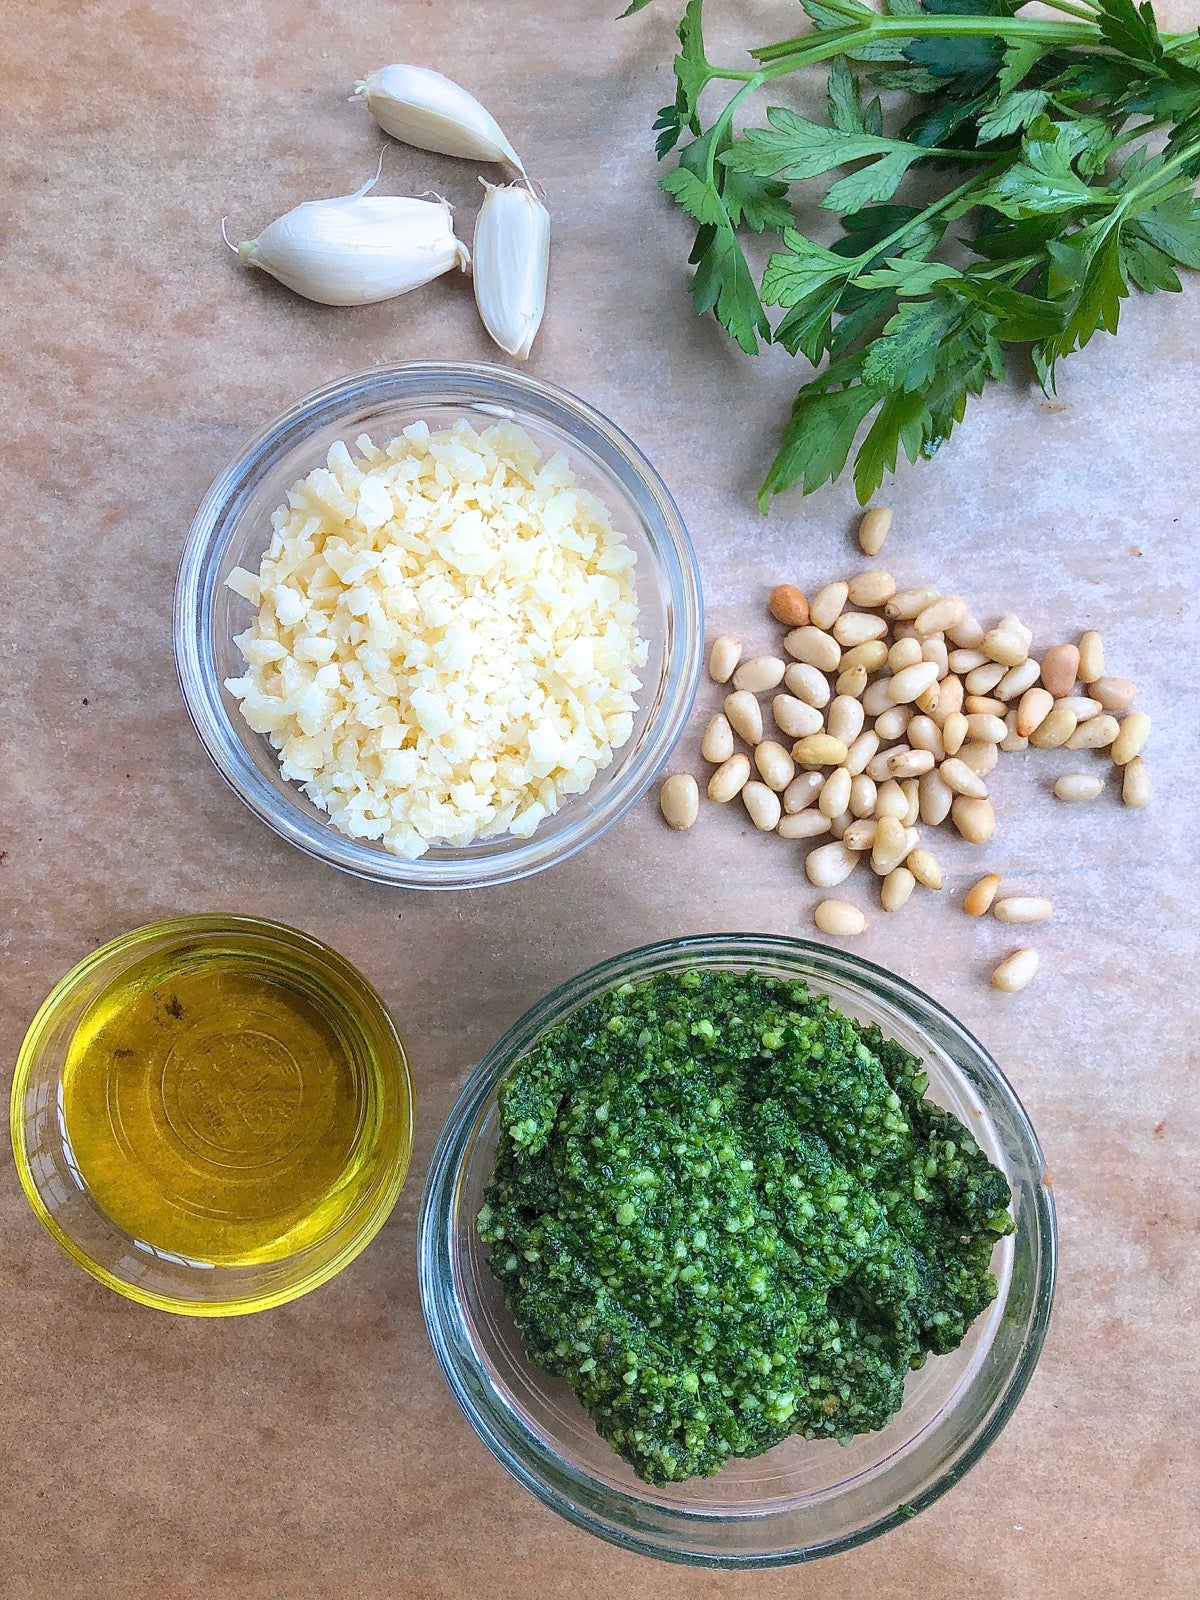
[{"x1": 11, "y1": 915, "x2": 413, "y2": 1315}]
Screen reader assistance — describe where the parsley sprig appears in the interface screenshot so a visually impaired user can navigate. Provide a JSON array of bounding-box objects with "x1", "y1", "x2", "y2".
[{"x1": 623, "y1": 0, "x2": 1200, "y2": 505}]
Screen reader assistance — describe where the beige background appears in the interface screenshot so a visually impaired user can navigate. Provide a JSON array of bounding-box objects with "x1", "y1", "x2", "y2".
[{"x1": 2, "y1": 1, "x2": 1197, "y2": 1595}]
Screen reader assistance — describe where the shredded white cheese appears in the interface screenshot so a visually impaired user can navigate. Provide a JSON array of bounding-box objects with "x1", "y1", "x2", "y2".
[{"x1": 224, "y1": 420, "x2": 646, "y2": 859}]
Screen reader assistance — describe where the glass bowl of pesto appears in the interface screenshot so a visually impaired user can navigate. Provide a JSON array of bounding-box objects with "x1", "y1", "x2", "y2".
[
  {"x1": 174, "y1": 362, "x2": 702, "y2": 889},
  {"x1": 418, "y1": 935, "x2": 1056, "y2": 1568}
]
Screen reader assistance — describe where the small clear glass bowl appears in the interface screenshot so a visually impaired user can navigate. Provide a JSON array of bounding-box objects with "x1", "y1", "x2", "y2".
[
  {"x1": 419, "y1": 936, "x2": 1056, "y2": 1568},
  {"x1": 174, "y1": 363, "x2": 703, "y2": 889},
  {"x1": 10, "y1": 916, "x2": 414, "y2": 1316}
]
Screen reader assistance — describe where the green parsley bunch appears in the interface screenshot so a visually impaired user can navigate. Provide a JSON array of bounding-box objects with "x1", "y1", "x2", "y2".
[{"x1": 624, "y1": 0, "x2": 1200, "y2": 503}]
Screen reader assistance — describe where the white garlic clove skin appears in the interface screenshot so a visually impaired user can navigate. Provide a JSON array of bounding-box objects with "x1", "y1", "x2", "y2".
[
  {"x1": 472, "y1": 182, "x2": 550, "y2": 360},
  {"x1": 235, "y1": 185, "x2": 469, "y2": 306},
  {"x1": 355, "y1": 64, "x2": 525, "y2": 176}
]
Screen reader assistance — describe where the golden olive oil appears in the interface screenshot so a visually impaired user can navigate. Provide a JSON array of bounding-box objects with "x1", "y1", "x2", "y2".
[{"x1": 60, "y1": 932, "x2": 394, "y2": 1266}]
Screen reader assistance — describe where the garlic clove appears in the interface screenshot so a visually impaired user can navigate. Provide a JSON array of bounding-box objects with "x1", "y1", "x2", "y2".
[
  {"x1": 472, "y1": 181, "x2": 550, "y2": 360},
  {"x1": 231, "y1": 181, "x2": 469, "y2": 306},
  {"x1": 355, "y1": 64, "x2": 525, "y2": 176}
]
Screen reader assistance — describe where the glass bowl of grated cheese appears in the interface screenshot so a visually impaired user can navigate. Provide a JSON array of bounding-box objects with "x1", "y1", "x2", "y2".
[{"x1": 175, "y1": 364, "x2": 702, "y2": 888}]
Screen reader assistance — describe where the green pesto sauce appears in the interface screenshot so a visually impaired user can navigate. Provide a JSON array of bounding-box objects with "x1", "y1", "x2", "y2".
[{"x1": 478, "y1": 969, "x2": 1014, "y2": 1487}]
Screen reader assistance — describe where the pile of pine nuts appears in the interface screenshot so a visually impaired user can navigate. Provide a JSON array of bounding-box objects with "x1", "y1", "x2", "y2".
[{"x1": 658, "y1": 508, "x2": 1153, "y2": 989}]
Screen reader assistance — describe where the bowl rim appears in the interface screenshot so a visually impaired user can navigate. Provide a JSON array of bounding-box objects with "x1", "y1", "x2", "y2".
[
  {"x1": 9, "y1": 913, "x2": 415, "y2": 1317},
  {"x1": 417, "y1": 933, "x2": 1058, "y2": 1567},
  {"x1": 173, "y1": 361, "x2": 703, "y2": 890}
]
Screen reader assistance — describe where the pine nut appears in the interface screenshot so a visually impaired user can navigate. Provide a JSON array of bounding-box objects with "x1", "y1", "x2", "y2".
[
  {"x1": 701, "y1": 714, "x2": 735, "y2": 764},
  {"x1": 881, "y1": 866, "x2": 915, "y2": 912},
  {"x1": 957, "y1": 741, "x2": 998, "y2": 778},
  {"x1": 858, "y1": 506, "x2": 892, "y2": 555},
  {"x1": 871, "y1": 814, "x2": 909, "y2": 874},
  {"x1": 1122, "y1": 755, "x2": 1151, "y2": 808},
  {"x1": 991, "y1": 948, "x2": 1039, "y2": 993},
  {"x1": 914, "y1": 681, "x2": 941, "y2": 716},
  {"x1": 941, "y1": 711, "x2": 968, "y2": 756},
  {"x1": 814, "y1": 899, "x2": 867, "y2": 937},
  {"x1": 947, "y1": 613, "x2": 985, "y2": 649},
  {"x1": 862, "y1": 678, "x2": 896, "y2": 717},
  {"x1": 784, "y1": 662, "x2": 831, "y2": 708},
  {"x1": 940, "y1": 757, "x2": 988, "y2": 798},
  {"x1": 1029, "y1": 705, "x2": 1077, "y2": 749},
  {"x1": 733, "y1": 655, "x2": 785, "y2": 694},
  {"x1": 707, "y1": 753, "x2": 751, "y2": 803},
  {"x1": 892, "y1": 622, "x2": 919, "y2": 641},
  {"x1": 889, "y1": 636, "x2": 924, "y2": 672},
  {"x1": 914, "y1": 596, "x2": 967, "y2": 637},
  {"x1": 962, "y1": 712, "x2": 1006, "y2": 745},
  {"x1": 792, "y1": 733, "x2": 849, "y2": 768},
  {"x1": 918, "y1": 767, "x2": 954, "y2": 826},
  {"x1": 922, "y1": 636, "x2": 949, "y2": 678},
  {"x1": 806, "y1": 840, "x2": 862, "y2": 888},
  {"x1": 874, "y1": 705, "x2": 910, "y2": 742},
  {"x1": 833, "y1": 612, "x2": 888, "y2": 648},
  {"x1": 952, "y1": 795, "x2": 996, "y2": 844},
  {"x1": 829, "y1": 809, "x2": 854, "y2": 839},
  {"x1": 1091, "y1": 675, "x2": 1136, "y2": 713},
  {"x1": 949, "y1": 648, "x2": 989, "y2": 674},
  {"x1": 963, "y1": 873, "x2": 1002, "y2": 917},
  {"x1": 659, "y1": 774, "x2": 699, "y2": 830},
  {"x1": 725, "y1": 690, "x2": 764, "y2": 746},
  {"x1": 849, "y1": 774, "x2": 877, "y2": 817},
  {"x1": 1066, "y1": 713, "x2": 1119, "y2": 750},
  {"x1": 785, "y1": 625, "x2": 841, "y2": 673},
  {"x1": 755, "y1": 740, "x2": 795, "y2": 792},
  {"x1": 1016, "y1": 686, "x2": 1054, "y2": 738},
  {"x1": 1054, "y1": 772, "x2": 1103, "y2": 802},
  {"x1": 994, "y1": 895, "x2": 1053, "y2": 925},
  {"x1": 841, "y1": 639, "x2": 889, "y2": 674},
  {"x1": 844, "y1": 730, "x2": 880, "y2": 777},
  {"x1": 998, "y1": 613, "x2": 1033, "y2": 647},
  {"x1": 981, "y1": 626, "x2": 1029, "y2": 668},
  {"x1": 965, "y1": 661, "x2": 1005, "y2": 695},
  {"x1": 778, "y1": 810, "x2": 832, "y2": 839},
  {"x1": 866, "y1": 748, "x2": 901, "y2": 783},
  {"x1": 1059, "y1": 695, "x2": 1101, "y2": 722},
  {"x1": 901, "y1": 782, "x2": 920, "y2": 828},
  {"x1": 933, "y1": 674, "x2": 964, "y2": 722},
  {"x1": 828, "y1": 695, "x2": 866, "y2": 746},
  {"x1": 810, "y1": 581, "x2": 849, "y2": 631},
  {"x1": 836, "y1": 664, "x2": 869, "y2": 699},
  {"x1": 743, "y1": 781, "x2": 782, "y2": 831},
  {"x1": 847, "y1": 569, "x2": 896, "y2": 607},
  {"x1": 1078, "y1": 629, "x2": 1104, "y2": 684},
  {"x1": 1111, "y1": 711, "x2": 1150, "y2": 765},
  {"x1": 708, "y1": 635, "x2": 741, "y2": 684},
  {"x1": 908, "y1": 848, "x2": 943, "y2": 889},
  {"x1": 886, "y1": 587, "x2": 940, "y2": 622},
  {"x1": 842, "y1": 818, "x2": 878, "y2": 851},
  {"x1": 874, "y1": 780, "x2": 908, "y2": 819},
  {"x1": 772, "y1": 694, "x2": 824, "y2": 740},
  {"x1": 889, "y1": 661, "x2": 941, "y2": 704},
  {"x1": 885, "y1": 747, "x2": 936, "y2": 779},
  {"x1": 964, "y1": 694, "x2": 1006, "y2": 717},
  {"x1": 769, "y1": 584, "x2": 809, "y2": 626},
  {"x1": 1040, "y1": 643, "x2": 1079, "y2": 698},
  {"x1": 995, "y1": 658, "x2": 1041, "y2": 702},
  {"x1": 1000, "y1": 711, "x2": 1028, "y2": 753},
  {"x1": 907, "y1": 714, "x2": 944, "y2": 758},
  {"x1": 819, "y1": 767, "x2": 853, "y2": 818},
  {"x1": 783, "y1": 770, "x2": 824, "y2": 814}
]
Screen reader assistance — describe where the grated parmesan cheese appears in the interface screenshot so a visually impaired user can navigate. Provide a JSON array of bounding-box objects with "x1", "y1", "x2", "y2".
[{"x1": 224, "y1": 420, "x2": 646, "y2": 860}]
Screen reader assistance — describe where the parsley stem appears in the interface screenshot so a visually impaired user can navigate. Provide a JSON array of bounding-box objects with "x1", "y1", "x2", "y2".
[
  {"x1": 845, "y1": 172, "x2": 999, "y2": 270},
  {"x1": 752, "y1": 17, "x2": 1096, "y2": 67}
]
